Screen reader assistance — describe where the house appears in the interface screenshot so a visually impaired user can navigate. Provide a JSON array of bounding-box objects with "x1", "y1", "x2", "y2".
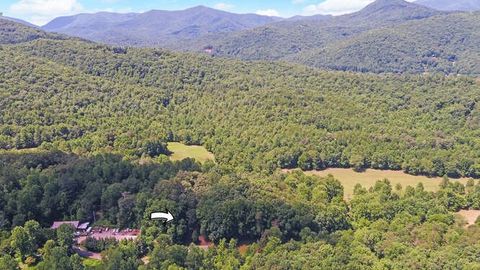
[
  {"x1": 51, "y1": 221, "x2": 90, "y2": 233},
  {"x1": 51, "y1": 221, "x2": 80, "y2": 230}
]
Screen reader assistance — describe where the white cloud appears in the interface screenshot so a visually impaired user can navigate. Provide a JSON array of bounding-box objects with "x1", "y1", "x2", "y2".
[
  {"x1": 303, "y1": 0, "x2": 416, "y2": 16},
  {"x1": 256, "y1": 9, "x2": 280, "y2": 17},
  {"x1": 8, "y1": 0, "x2": 84, "y2": 26},
  {"x1": 214, "y1": 3, "x2": 234, "y2": 11}
]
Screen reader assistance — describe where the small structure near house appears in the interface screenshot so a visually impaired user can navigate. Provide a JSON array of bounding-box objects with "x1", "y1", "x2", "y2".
[
  {"x1": 203, "y1": 46, "x2": 214, "y2": 55},
  {"x1": 78, "y1": 222, "x2": 90, "y2": 232}
]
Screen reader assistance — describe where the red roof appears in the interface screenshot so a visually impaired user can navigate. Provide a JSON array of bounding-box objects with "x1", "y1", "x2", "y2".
[{"x1": 51, "y1": 221, "x2": 79, "y2": 229}]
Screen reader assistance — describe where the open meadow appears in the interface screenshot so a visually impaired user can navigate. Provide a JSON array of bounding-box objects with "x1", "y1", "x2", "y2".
[
  {"x1": 284, "y1": 168, "x2": 473, "y2": 199},
  {"x1": 167, "y1": 142, "x2": 215, "y2": 163}
]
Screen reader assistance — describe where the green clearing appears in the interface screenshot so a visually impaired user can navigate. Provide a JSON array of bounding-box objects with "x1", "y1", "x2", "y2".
[
  {"x1": 167, "y1": 142, "x2": 215, "y2": 164},
  {"x1": 83, "y1": 258, "x2": 103, "y2": 269},
  {"x1": 285, "y1": 168, "x2": 472, "y2": 199}
]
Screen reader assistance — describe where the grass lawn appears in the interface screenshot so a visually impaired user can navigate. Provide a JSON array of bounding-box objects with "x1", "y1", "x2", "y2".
[
  {"x1": 285, "y1": 168, "x2": 472, "y2": 199},
  {"x1": 167, "y1": 142, "x2": 215, "y2": 164},
  {"x1": 83, "y1": 258, "x2": 103, "y2": 269}
]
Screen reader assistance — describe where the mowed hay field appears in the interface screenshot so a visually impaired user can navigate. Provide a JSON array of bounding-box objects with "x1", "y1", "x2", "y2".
[
  {"x1": 284, "y1": 168, "x2": 472, "y2": 199},
  {"x1": 167, "y1": 142, "x2": 215, "y2": 164}
]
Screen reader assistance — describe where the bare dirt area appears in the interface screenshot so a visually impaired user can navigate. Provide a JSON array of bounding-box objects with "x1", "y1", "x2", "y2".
[
  {"x1": 197, "y1": 235, "x2": 214, "y2": 250},
  {"x1": 73, "y1": 245, "x2": 102, "y2": 260},
  {"x1": 456, "y1": 210, "x2": 480, "y2": 226}
]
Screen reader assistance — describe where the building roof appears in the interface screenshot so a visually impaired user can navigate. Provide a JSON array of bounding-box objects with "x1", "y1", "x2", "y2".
[
  {"x1": 51, "y1": 221, "x2": 80, "y2": 229},
  {"x1": 78, "y1": 222, "x2": 90, "y2": 230}
]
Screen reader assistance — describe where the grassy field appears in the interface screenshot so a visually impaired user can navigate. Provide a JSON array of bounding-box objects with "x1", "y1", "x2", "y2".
[
  {"x1": 284, "y1": 168, "x2": 472, "y2": 199},
  {"x1": 167, "y1": 142, "x2": 215, "y2": 164},
  {"x1": 83, "y1": 258, "x2": 103, "y2": 269}
]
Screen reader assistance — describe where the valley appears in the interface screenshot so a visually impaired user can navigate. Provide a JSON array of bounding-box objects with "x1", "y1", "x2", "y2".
[{"x1": 2, "y1": 0, "x2": 480, "y2": 269}]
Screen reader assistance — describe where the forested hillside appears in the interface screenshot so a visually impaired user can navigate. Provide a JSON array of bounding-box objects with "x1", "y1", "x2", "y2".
[
  {"x1": 3, "y1": 150, "x2": 480, "y2": 269},
  {"x1": 184, "y1": 0, "x2": 442, "y2": 61},
  {"x1": 3, "y1": 18, "x2": 480, "y2": 177},
  {"x1": 290, "y1": 12, "x2": 480, "y2": 75},
  {"x1": 179, "y1": 0, "x2": 480, "y2": 76},
  {"x1": 4, "y1": 17, "x2": 480, "y2": 269},
  {"x1": 0, "y1": 19, "x2": 66, "y2": 44}
]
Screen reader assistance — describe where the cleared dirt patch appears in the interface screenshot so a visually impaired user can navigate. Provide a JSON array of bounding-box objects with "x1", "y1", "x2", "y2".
[{"x1": 457, "y1": 210, "x2": 480, "y2": 226}]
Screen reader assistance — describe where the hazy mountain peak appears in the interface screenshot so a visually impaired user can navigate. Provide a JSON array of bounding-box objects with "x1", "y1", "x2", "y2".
[
  {"x1": 347, "y1": 0, "x2": 441, "y2": 22},
  {"x1": 0, "y1": 14, "x2": 38, "y2": 28},
  {"x1": 361, "y1": 0, "x2": 431, "y2": 13},
  {"x1": 415, "y1": 0, "x2": 480, "y2": 11},
  {"x1": 185, "y1": 5, "x2": 216, "y2": 11}
]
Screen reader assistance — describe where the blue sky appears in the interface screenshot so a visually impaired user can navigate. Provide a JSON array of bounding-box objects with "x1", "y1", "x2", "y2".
[{"x1": 0, "y1": 0, "x2": 394, "y2": 26}]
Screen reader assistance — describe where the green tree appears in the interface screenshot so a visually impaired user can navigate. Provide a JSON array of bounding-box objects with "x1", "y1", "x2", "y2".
[
  {"x1": 10, "y1": 226, "x2": 33, "y2": 261},
  {"x1": 0, "y1": 254, "x2": 19, "y2": 270},
  {"x1": 56, "y1": 224, "x2": 75, "y2": 250}
]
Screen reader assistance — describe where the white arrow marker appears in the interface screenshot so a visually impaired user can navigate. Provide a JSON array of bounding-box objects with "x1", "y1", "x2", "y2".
[{"x1": 151, "y1": 212, "x2": 174, "y2": 222}]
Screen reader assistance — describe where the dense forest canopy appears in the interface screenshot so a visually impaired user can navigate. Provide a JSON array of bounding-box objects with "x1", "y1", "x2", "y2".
[
  {"x1": 2, "y1": 18, "x2": 480, "y2": 177},
  {"x1": 3, "y1": 15, "x2": 480, "y2": 269}
]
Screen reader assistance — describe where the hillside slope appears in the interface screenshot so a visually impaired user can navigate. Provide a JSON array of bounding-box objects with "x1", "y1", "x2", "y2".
[
  {"x1": 416, "y1": 0, "x2": 480, "y2": 11},
  {"x1": 3, "y1": 18, "x2": 480, "y2": 177},
  {"x1": 0, "y1": 18, "x2": 66, "y2": 44},
  {"x1": 185, "y1": 0, "x2": 442, "y2": 61},
  {"x1": 290, "y1": 12, "x2": 480, "y2": 75}
]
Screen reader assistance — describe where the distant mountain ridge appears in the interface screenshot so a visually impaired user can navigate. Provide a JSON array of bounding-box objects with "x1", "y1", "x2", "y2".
[
  {"x1": 0, "y1": 18, "x2": 68, "y2": 44},
  {"x1": 415, "y1": 0, "x2": 480, "y2": 11},
  {"x1": 183, "y1": 0, "x2": 443, "y2": 61},
  {"x1": 33, "y1": 0, "x2": 480, "y2": 76},
  {"x1": 0, "y1": 14, "x2": 37, "y2": 28},
  {"x1": 343, "y1": 0, "x2": 441, "y2": 24},
  {"x1": 183, "y1": 0, "x2": 480, "y2": 76},
  {"x1": 42, "y1": 6, "x2": 281, "y2": 47}
]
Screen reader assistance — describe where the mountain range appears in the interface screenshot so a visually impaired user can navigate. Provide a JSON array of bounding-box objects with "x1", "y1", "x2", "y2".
[
  {"x1": 4, "y1": 0, "x2": 477, "y2": 76},
  {"x1": 42, "y1": 6, "x2": 281, "y2": 47},
  {"x1": 186, "y1": 0, "x2": 480, "y2": 75},
  {"x1": 40, "y1": 0, "x2": 442, "y2": 49},
  {"x1": 187, "y1": 0, "x2": 443, "y2": 60}
]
